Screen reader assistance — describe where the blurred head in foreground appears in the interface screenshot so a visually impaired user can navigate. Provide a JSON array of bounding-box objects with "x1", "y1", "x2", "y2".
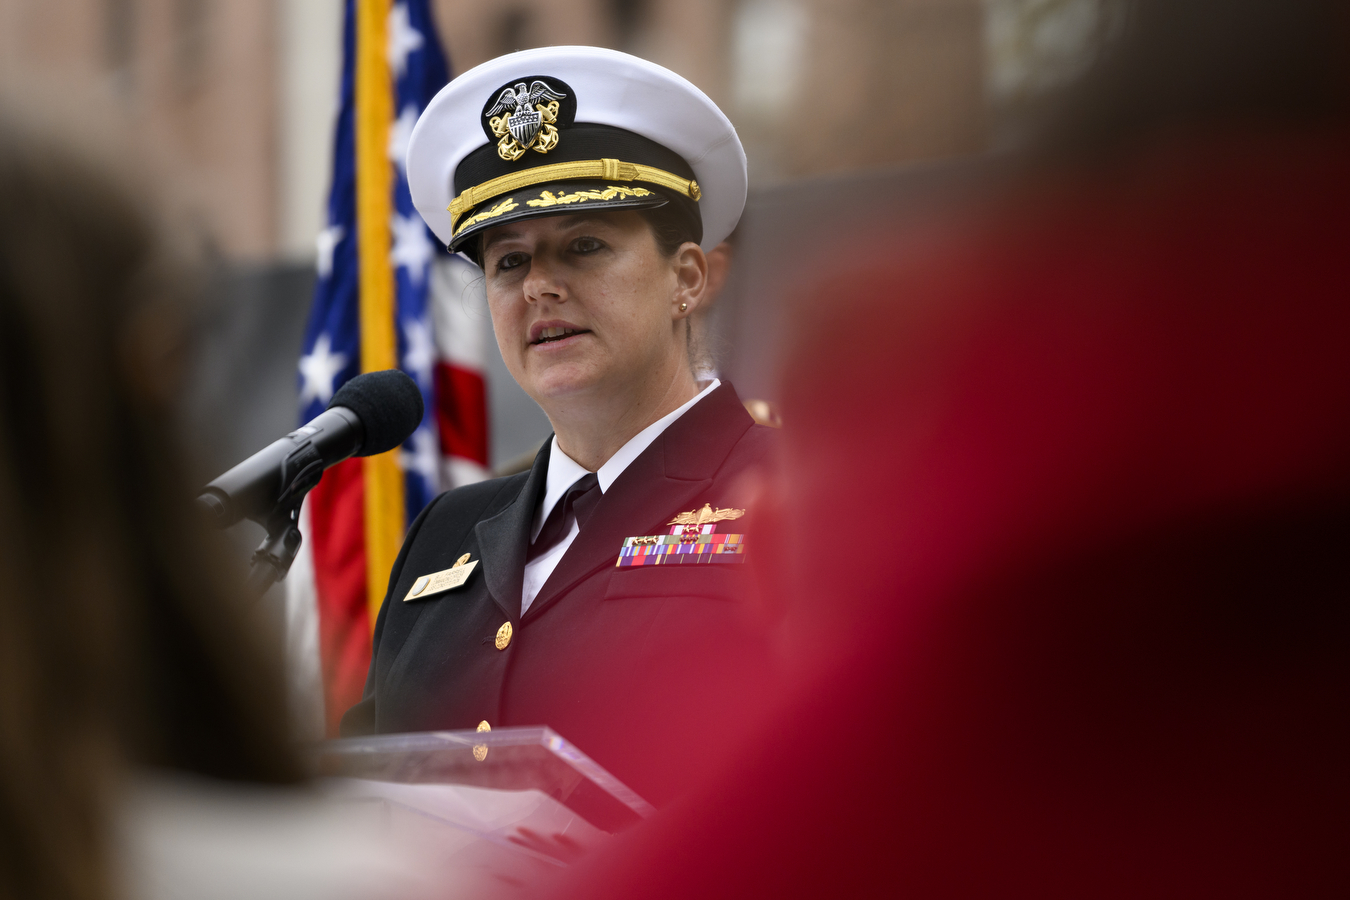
[
  {"x1": 0, "y1": 111, "x2": 298, "y2": 900},
  {"x1": 554, "y1": 0, "x2": 1350, "y2": 897}
]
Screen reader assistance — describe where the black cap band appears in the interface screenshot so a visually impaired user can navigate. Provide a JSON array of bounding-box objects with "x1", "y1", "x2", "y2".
[{"x1": 448, "y1": 124, "x2": 702, "y2": 250}]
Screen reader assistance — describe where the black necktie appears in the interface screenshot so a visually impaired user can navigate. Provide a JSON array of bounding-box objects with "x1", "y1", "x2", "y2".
[{"x1": 528, "y1": 472, "x2": 601, "y2": 562}]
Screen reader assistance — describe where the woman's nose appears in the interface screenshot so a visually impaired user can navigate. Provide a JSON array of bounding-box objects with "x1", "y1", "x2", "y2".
[{"x1": 522, "y1": 256, "x2": 565, "y2": 304}]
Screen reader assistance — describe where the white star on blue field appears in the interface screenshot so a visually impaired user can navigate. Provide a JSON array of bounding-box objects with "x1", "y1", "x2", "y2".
[{"x1": 298, "y1": 333, "x2": 348, "y2": 406}]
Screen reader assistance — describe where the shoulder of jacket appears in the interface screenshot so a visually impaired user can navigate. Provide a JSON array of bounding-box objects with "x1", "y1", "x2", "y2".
[
  {"x1": 735, "y1": 422, "x2": 781, "y2": 458},
  {"x1": 705, "y1": 421, "x2": 778, "y2": 482}
]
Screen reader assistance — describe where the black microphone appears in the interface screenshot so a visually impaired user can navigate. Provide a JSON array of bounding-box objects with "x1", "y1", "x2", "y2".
[{"x1": 197, "y1": 369, "x2": 424, "y2": 529}]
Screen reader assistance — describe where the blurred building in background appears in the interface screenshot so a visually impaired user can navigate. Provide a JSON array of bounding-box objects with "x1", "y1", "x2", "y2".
[
  {"x1": 0, "y1": 0, "x2": 1112, "y2": 466},
  {"x1": 434, "y1": 0, "x2": 989, "y2": 183}
]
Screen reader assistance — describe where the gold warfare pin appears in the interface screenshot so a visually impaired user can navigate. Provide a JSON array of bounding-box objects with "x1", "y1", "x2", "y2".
[
  {"x1": 667, "y1": 503, "x2": 746, "y2": 529},
  {"x1": 404, "y1": 553, "x2": 477, "y2": 602}
]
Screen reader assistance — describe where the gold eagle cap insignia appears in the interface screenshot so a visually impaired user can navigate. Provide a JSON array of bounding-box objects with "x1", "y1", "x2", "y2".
[
  {"x1": 485, "y1": 79, "x2": 566, "y2": 161},
  {"x1": 668, "y1": 502, "x2": 746, "y2": 527}
]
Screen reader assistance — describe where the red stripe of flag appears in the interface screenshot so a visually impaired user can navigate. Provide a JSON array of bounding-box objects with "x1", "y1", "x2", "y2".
[
  {"x1": 308, "y1": 457, "x2": 370, "y2": 737},
  {"x1": 434, "y1": 360, "x2": 489, "y2": 465}
]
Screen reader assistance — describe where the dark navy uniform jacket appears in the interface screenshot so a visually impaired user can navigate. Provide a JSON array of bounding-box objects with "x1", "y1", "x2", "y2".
[{"x1": 341, "y1": 383, "x2": 778, "y2": 804}]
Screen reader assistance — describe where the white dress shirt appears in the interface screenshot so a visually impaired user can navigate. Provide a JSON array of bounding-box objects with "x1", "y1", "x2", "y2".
[{"x1": 520, "y1": 379, "x2": 721, "y2": 614}]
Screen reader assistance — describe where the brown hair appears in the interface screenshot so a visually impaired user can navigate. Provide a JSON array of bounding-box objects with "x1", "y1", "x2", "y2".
[
  {"x1": 639, "y1": 201, "x2": 700, "y2": 260},
  {"x1": 0, "y1": 114, "x2": 300, "y2": 900}
]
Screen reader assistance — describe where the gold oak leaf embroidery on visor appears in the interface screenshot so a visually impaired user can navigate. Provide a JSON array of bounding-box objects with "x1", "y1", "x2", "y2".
[
  {"x1": 526, "y1": 185, "x2": 653, "y2": 209},
  {"x1": 447, "y1": 159, "x2": 699, "y2": 231},
  {"x1": 455, "y1": 197, "x2": 519, "y2": 233}
]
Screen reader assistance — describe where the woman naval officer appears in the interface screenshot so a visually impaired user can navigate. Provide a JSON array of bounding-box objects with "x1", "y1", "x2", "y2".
[{"x1": 341, "y1": 47, "x2": 778, "y2": 804}]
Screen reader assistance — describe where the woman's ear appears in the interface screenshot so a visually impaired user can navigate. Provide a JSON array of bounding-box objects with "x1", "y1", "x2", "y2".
[{"x1": 672, "y1": 242, "x2": 708, "y2": 319}]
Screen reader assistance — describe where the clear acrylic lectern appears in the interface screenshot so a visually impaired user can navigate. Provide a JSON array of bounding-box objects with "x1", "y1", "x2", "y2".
[
  {"x1": 308, "y1": 727, "x2": 655, "y2": 892},
  {"x1": 314, "y1": 726, "x2": 654, "y2": 832}
]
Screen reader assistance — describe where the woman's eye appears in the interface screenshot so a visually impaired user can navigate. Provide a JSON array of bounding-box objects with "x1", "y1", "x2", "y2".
[
  {"x1": 572, "y1": 237, "x2": 603, "y2": 254},
  {"x1": 495, "y1": 251, "x2": 527, "y2": 272}
]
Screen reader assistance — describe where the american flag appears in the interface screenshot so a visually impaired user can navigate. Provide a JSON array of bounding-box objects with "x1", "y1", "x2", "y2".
[{"x1": 287, "y1": 0, "x2": 489, "y2": 738}]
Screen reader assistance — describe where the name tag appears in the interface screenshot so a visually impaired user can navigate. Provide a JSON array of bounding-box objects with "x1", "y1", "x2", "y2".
[
  {"x1": 403, "y1": 557, "x2": 478, "y2": 601},
  {"x1": 616, "y1": 534, "x2": 745, "y2": 567}
]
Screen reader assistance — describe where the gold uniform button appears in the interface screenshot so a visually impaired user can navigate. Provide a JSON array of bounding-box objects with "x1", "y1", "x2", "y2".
[
  {"x1": 473, "y1": 721, "x2": 490, "y2": 761},
  {"x1": 495, "y1": 621, "x2": 512, "y2": 650}
]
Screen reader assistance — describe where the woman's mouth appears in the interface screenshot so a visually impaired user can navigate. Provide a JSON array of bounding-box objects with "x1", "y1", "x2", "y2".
[{"x1": 532, "y1": 325, "x2": 590, "y2": 345}]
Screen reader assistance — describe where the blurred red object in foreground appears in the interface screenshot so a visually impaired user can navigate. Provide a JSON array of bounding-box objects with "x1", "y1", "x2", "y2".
[{"x1": 551, "y1": 131, "x2": 1350, "y2": 898}]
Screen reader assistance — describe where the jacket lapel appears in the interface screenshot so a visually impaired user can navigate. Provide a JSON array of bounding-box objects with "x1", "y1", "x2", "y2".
[
  {"x1": 524, "y1": 383, "x2": 755, "y2": 622},
  {"x1": 475, "y1": 440, "x2": 551, "y2": 622}
]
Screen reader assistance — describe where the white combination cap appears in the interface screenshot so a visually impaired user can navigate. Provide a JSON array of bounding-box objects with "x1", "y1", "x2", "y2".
[{"x1": 406, "y1": 46, "x2": 747, "y2": 254}]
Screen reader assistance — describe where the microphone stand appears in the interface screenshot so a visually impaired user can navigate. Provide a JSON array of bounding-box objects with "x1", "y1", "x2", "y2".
[
  {"x1": 194, "y1": 445, "x2": 330, "y2": 598},
  {"x1": 246, "y1": 501, "x2": 305, "y2": 596},
  {"x1": 245, "y1": 449, "x2": 328, "y2": 597},
  {"x1": 198, "y1": 370, "x2": 421, "y2": 599}
]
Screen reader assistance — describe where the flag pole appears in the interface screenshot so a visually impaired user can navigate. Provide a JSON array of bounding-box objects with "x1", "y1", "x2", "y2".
[{"x1": 355, "y1": 0, "x2": 405, "y2": 630}]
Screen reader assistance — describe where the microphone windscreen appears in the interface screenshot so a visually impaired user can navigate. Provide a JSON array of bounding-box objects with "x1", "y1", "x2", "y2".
[{"x1": 328, "y1": 369, "x2": 424, "y2": 456}]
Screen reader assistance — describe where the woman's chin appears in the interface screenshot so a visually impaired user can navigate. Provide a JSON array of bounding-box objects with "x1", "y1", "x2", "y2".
[{"x1": 523, "y1": 366, "x2": 607, "y2": 405}]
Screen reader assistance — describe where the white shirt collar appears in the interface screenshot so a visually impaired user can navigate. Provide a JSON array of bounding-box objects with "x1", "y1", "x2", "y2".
[{"x1": 532, "y1": 378, "x2": 721, "y2": 541}]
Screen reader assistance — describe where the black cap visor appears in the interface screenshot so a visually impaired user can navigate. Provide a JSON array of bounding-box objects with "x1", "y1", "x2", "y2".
[{"x1": 448, "y1": 179, "x2": 672, "y2": 251}]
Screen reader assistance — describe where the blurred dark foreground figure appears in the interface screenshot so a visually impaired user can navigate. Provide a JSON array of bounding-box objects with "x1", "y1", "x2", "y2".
[
  {"x1": 0, "y1": 111, "x2": 302, "y2": 900},
  {"x1": 549, "y1": 0, "x2": 1350, "y2": 896},
  {"x1": 0, "y1": 115, "x2": 440, "y2": 900}
]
